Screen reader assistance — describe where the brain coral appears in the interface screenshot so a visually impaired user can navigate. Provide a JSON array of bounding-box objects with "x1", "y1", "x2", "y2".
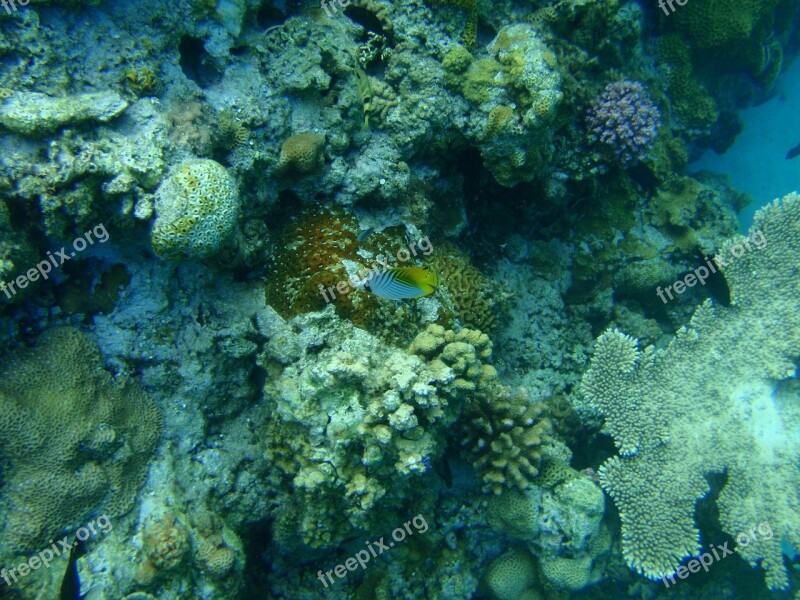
[
  {"x1": 579, "y1": 191, "x2": 800, "y2": 589},
  {"x1": 275, "y1": 131, "x2": 325, "y2": 176},
  {"x1": 0, "y1": 327, "x2": 162, "y2": 558},
  {"x1": 427, "y1": 241, "x2": 505, "y2": 334},
  {"x1": 483, "y1": 548, "x2": 538, "y2": 600},
  {"x1": 151, "y1": 159, "x2": 239, "y2": 259}
]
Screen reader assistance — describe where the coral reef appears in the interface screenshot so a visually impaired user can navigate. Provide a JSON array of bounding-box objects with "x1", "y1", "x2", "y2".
[
  {"x1": 0, "y1": 327, "x2": 162, "y2": 559},
  {"x1": 0, "y1": 0, "x2": 792, "y2": 597},
  {"x1": 151, "y1": 158, "x2": 239, "y2": 259},
  {"x1": 586, "y1": 80, "x2": 661, "y2": 166},
  {"x1": 580, "y1": 191, "x2": 800, "y2": 589}
]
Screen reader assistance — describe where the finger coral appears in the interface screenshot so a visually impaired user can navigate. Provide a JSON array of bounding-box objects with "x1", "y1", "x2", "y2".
[
  {"x1": 579, "y1": 191, "x2": 800, "y2": 589},
  {"x1": 460, "y1": 387, "x2": 557, "y2": 495},
  {"x1": 0, "y1": 327, "x2": 162, "y2": 559}
]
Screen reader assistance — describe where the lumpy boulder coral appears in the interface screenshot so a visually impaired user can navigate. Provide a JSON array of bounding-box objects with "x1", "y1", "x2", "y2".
[
  {"x1": 0, "y1": 327, "x2": 163, "y2": 559},
  {"x1": 579, "y1": 191, "x2": 800, "y2": 589},
  {"x1": 483, "y1": 548, "x2": 539, "y2": 600},
  {"x1": 151, "y1": 159, "x2": 239, "y2": 259},
  {"x1": 275, "y1": 131, "x2": 325, "y2": 176},
  {"x1": 458, "y1": 24, "x2": 562, "y2": 187}
]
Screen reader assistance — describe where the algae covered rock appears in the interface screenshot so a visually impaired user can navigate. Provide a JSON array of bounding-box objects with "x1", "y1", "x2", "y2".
[
  {"x1": 151, "y1": 159, "x2": 239, "y2": 259},
  {"x1": 0, "y1": 90, "x2": 128, "y2": 136},
  {"x1": 460, "y1": 24, "x2": 562, "y2": 187}
]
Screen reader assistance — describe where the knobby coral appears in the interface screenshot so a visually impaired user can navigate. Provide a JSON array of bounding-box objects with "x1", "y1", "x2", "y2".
[
  {"x1": 586, "y1": 80, "x2": 660, "y2": 166},
  {"x1": 460, "y1": 387, "x2": 556, "y2": 495},
  {"x1": 579, "y1": 191, "x2": 800, "y2": 589}
]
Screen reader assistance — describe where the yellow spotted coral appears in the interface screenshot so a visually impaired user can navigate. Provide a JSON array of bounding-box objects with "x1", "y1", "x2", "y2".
[{"x1": 151, "y1": 159, "x2": 239, "y2": 259}]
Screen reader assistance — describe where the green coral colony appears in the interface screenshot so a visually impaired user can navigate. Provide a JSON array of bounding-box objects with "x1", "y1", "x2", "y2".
[{"x1": 0, "y1": 0, "x2": 797, "y2": 599}]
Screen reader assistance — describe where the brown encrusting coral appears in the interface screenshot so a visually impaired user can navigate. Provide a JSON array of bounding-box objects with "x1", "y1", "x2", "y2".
[{"x1": 266, "y1": 206, "x2": 361, "y2": 319}]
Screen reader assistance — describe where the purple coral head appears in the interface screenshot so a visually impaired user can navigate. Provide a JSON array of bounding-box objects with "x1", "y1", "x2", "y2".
[{"x1": 586, "y1": 80, "x2": 661, "y2": 166}]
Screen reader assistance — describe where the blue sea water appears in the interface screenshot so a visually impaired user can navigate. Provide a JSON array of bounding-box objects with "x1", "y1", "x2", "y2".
[{"x1": 693, "y1": 56, "x2": 800, "y2": 232}]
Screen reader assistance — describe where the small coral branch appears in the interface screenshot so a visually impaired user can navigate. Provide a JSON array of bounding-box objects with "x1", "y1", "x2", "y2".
[{"x1": 461, "y1": 386, "x2": 560, "y2": 495}]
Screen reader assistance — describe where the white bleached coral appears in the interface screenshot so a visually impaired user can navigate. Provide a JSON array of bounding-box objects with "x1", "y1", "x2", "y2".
[{"x1": 0, "y1": 90, "x2": 128, "y2": 136}]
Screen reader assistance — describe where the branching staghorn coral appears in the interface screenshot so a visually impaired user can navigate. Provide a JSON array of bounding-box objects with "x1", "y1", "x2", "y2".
[{"x1": 579, "y1": 191, "x2": 800, "y2": 589}]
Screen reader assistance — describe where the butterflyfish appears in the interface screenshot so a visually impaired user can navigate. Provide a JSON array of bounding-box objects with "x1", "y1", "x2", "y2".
[
  {"x1": 353, "y1": 59, "x2": 372, "y2": 130},
  {"x1": 365, "y1": 267, "x2": 439, "y2": 300}
]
